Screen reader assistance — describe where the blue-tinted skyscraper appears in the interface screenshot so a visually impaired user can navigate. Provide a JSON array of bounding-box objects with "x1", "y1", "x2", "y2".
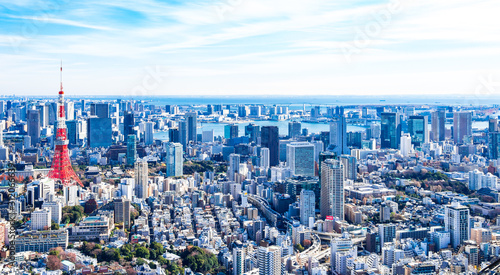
[
  {"x1": 165, "y1": 142, "x2": 183, "y2": 177},
  {"x1": 225, "y1": 124, "x2": 239, "y2": 139},
  {"x1": 123, "y1": 111, "x2": 135, "y2": 140},
  {"x1": 127, "y1": 134, "x2": 137, "y2": 166},
  {"x1": 27, "y1": 109, "x2": 40, "y2": 147},
  {"x1": 329, "y1": 115, "x2": 349, "y2": 155},
  {"x1": 185, "y1": 112, "x2": 197, "y2": 143},
  {"x1": 408, "y1": 115, "x2": 428, "y2": 147},
  {"x1": 261, "y1": 126, "x2": 279, "y2": 167},
  {"x1": 245, "y1": 123, "x2": 260, "y2": 143},
  {"x1": 87, "y1": 117, "x2": 112, "y2": 148},
  {"x1": 90, "y1": 103, "x2": 110, "y2": 118},
  {"x1": 381, "y1": 112, "x2": 401, "y2": 149}
]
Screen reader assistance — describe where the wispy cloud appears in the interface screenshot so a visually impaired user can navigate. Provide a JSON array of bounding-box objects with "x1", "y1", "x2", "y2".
[{"x1": 0, "y1": 0, "x2": 499, "y2": 96}]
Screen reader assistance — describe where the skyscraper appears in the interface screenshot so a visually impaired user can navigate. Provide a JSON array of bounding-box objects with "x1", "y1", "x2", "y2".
[
  {"x1": 329, "y1": 115, "x2": 349, "y2": 155},
  {"x1": 66, "y1": 120, "x2": 80, "y2": 147},
  {"x1": 245, "y1": 123, "x2": 260, "y2": 143},
  {"x1": 185, "y1": 112, "x2": 197, "y2": 143},
  {"x1": 320, "y1": 159, "x2": 344, "y2": 220},
  {"x1": 135, "y1": 159, "x2": 149, "y2": 199},
  {"x1": 114, "y1": 197, "x2": 131, "y2": 229},
  {"x1": 300, "y1": 189, "x2": 315, "y2": 226},
  {"x1": 90, "y1": 103, "x2": 110, "y2": 118},
  {"x1": 36, "y1": 104, "x2": 48, "y2": 128},
  {"x1": 228, "y1": 153, "x2": 241, "y2": 181},
  {"x1": 225, "y1": 124, "x2": 239, "y2": 139},
  {"x1": 144, "y1": 121, "x2": 154, "y2": 145},
  {"x1": 381, "y1": 112, "x2": 401, "y2": 149},
  {"x1": 453, "y1": 111, "x2": 472, "y2": 144},
  {"x1": 123, "y1": 111, "x2": 135, "y2": 139},
  {"x1": 164, "y1": 142, "x2": 183, "y2": 177},
  {"x1": 340, "y1": 155, "x2": 357, "y2": 180},
  {"x1": 288, "y1": 121, "x2": 301, "y2": 139},
  {"x1": 260, "y1": 147, "x2": 270, "y2": 169},
  {"x1": 87, "y1": 117, "x2": 112, "y2": 148},
  {"x1": 408, "y1": 115, "x2": 428, "y2": 147},
  {"x1": 257, "y1": 246, "x2": 282, "y2": 275},
  {"x1": 261, "y1": 126, "x2": 279, "y2": 167},
  {"x1": 179, "y1": 120, "x2": 188, "y2": 151},
  {"x1": 431, "y1": 109, "x2": 446, "y2": 142},
  {"x1": 27, "y1": 109, "x2": 40, "y2": 147},
  {"x1": 489, "y1": 132, "x2": 500, "y2": 159},
  {"x1": 286, "y1": 142, "x2": 315, "y2": 177},
  {"x1": 445, "y1": 202, "x2": 470, "y2": 248},
  {"x1": 127, "y1": 135, "x2": 137, "y2": 166},
  {"x1": 489, "y1": 116, "x2": 498, "y2": 132}
]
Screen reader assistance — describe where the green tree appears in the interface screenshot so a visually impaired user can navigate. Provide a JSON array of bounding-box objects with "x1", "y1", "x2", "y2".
[
  {"x1": 136, "y1": 246, "x2": 150, "y2": 259},
  {"x1": 51, "y1": 222, "x2": 60, "y2": 230}
]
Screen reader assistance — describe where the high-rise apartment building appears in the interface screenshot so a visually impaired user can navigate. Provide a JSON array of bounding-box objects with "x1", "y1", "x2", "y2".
[
  {"x1": 320, "y1": 159, "x2": 344, "y2": 220},
  {"x1": 135, "y1": 159, "x2": 149, "y2": 199},
  {"x1": 300, "y1": 189, "x2": 315, "y2": 226},
  {"x1": 453, "y1": 111, "x2": 472, "y2": 144},
  {"x1": 257, "y1": 246, "x2": 281, "y2": 275},
  {"x1": 445, "y1": 202, "x2": 470, "y2": 248},
  {"x1": 431, "y1": 109, "x2": 446, "y2": 142}
]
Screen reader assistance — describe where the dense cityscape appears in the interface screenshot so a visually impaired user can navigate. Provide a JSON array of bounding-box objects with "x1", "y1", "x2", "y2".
[{"x1": 1, "y1": 87, "x2": 500, "y2": 275}]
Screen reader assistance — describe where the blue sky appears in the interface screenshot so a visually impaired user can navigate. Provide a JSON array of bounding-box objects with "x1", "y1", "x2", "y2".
[{"x1": 0, "y1": 0, "x2": 499, "y2": 97}]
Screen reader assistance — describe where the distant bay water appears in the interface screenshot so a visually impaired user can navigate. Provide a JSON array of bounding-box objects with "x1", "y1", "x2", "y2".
[{"x1": 154, "y1": 120, "x2": 490, "y2": 140}]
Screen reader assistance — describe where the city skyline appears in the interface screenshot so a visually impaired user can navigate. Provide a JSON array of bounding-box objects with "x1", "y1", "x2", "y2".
[{"x1": 1, "y1": 0, "x2": 499, "y2": 96}]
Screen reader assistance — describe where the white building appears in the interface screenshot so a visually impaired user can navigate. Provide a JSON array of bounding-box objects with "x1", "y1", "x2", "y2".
[
  {"x1": 63, "y1": 185, "x2": 78, "y2": 207},
  {"x1": 260, "y1": 148, "x2": 270, "y2": 169},
  {"x1": 233, "y1": 248, "x2": 245, "y2": 275},
  {"x1": 257, "y1": 246, "x2": 281, "y2": 275},
  {"x1": 42, "y1": 200, "x2": 62, "y2": 224},
  {"x1": 31, "y1": 208, "x2": 51, "y2": 231},
  {"x1": 400, "y1": 133, "x2": 412, "y2": 157},
  {"x1": 445, "y1": 202, "x2": 470, "y2": 248}
]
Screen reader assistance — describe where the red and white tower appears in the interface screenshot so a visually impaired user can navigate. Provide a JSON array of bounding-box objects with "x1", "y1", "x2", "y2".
[{"x1": 48, "y1": 64, "x2": 83, "y2": 187}]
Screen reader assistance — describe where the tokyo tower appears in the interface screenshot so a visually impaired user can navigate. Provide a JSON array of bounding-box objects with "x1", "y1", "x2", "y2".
[{"x1": 47, "y1": 64, "x2": 83, "y2": 187}]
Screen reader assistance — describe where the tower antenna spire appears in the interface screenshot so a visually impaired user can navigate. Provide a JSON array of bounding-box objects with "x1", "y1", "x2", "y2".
[{"x1": 60, "y1": 60, "x2": 63, "y2": 91}]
